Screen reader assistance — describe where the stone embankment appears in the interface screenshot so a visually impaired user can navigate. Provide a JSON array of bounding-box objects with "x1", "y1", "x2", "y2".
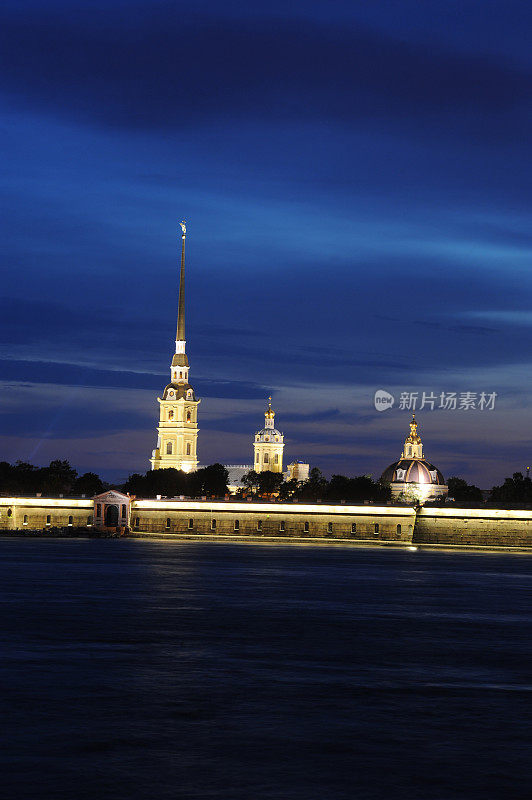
[{"x1": 1, "y1": 497, "x2": 531, "y2": 549}]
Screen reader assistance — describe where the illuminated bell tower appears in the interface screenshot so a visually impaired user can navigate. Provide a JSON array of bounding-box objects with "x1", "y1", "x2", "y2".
[
  {"x1": 253, "y1": 398, "x2": 284, "y2": 473},
  {"x1": 401, "y1": 414, "x2": 423, "y2": 459},
  {"x1": 150, "y1": 221, "x2": 200, "y2": 473}
]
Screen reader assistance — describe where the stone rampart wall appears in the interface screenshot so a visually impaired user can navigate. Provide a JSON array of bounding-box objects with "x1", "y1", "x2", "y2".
[
  {"x1": 414, "y1": 508, "x2": 532, "y2": 548},
  {"x1": 130, "y1": 502, "x2": 415, "y2": 542},
  {"x1": 0, "y1": 499, "x2": 93, "y2": 531}
]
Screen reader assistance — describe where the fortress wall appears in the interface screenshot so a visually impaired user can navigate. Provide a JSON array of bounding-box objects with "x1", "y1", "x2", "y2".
[
  {"x1": 129, "y1": 501, "x2": 416, "y2": 542},
  {"x1": 0, "y1": 498, "x2": 93, "y2": 531},
  {"x1": 4, "y1": 497, "x2": 532, "y2": 549},
  {"x1": 414, "y1": 508, "x2": 532, "y2": 548}
]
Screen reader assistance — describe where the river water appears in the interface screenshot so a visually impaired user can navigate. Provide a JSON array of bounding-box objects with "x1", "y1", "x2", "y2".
[{"x1": 1, "y1": 538, "x2": 531, "y2": 799}]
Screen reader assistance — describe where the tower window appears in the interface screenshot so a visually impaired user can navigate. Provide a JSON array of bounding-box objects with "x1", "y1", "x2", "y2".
[
  {"x1": 257, "y1": 520, "x2": 262, "y2": 531},
  {"x1": 46, "y1": 515, "x2": 51, "y2": 525},
  {"x1": 351, "y1": 523, "x2": 357, "y2": 533},
  {"x1": 397, "y1": 524, "x2": 402, "y2": 536},
  {"x1": 211, "y1": 519, "x2": 216, "y2": 531},
  {"x1": 186, "y1": 443, "x2": 191, "y2": 455},
  {"x1": 274, "y1": 454, "x2": 279, "y2": 464},
  {"x1": 304, "y1": 521, "x2": 309, "y2": 533},
  {"x1": 188, "y1": 518, "x2": 194, "y2": 530},
  {"x1": 279, "y1": 521, "x2": 285, "y2": 532},
  {"x1": 186, "y1": 411, "x2": 191, "y2": 422},
  {"x1": 168, "y1": 410, "x2": 174, "y2": 420},
  {"x1": 264, "y1": 453, "x2": 269, "y2": 464},
  {"x1": 23, "y1": 514, "x2": 28, "y2": 525},
  {"x1": 255, "y1": 452, "x2": 259, "y2": 462},
  {"x1": 166, "y1": 518, "x2": 171, "y2": 529},
  {"x1": 166, "y1": 442, "x2": 173, "y2": 455},
  {"x1": 374, "y1": 523, "x2": 379, "y2": 534},
  {"x1": 234, "y1": 520, "x2": 239, "y2": 531},
  {"x1": 68, "y1": 516, "x2": 73, "y2": 526}
]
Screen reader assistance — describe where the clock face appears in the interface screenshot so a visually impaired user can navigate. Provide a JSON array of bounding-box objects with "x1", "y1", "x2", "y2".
[{"x1": 168, "y1": 390, "x2": 174, "y2": 398}]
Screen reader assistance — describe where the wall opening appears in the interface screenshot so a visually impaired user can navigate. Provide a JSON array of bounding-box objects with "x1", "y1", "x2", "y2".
[{"x1": 105, "y1": 505, "x2": 119, "y2": 526}]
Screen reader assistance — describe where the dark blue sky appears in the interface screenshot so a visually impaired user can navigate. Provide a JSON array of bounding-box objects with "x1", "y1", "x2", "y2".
[{"x1": 2, "y1": 0, "x2": 532, "y2": 486}]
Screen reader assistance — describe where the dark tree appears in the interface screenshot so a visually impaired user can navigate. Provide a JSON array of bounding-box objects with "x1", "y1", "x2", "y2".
[
  {"x1": 278, "y1": 478, "x2": 299, "y2": 500},
  {"x1": 294, "y1": 467, "x2": 328, "y2": 500},
  {"x1": 190, "y1": 463, "x2": 229, "y2": 497},
  {"x1": 0, "y1": 461, "x2": 40, "y2": 494},
  {"x1": 325, "y1": 474, "x2": 391, "y2": 504},
  {"x1": 489, "y1": 472, "x2": 532, "y2": 506},
  {"x1": 123, "y1": 468, "x2": 188, "y2": 498},
  {"x1": 71, "y1": 472, "x2": 105, "y2": 497},
  {"x1": 40, "y1": 460, "x2": 78, "y2": 495},
  {"x1": 241, "y1": 470, "x2": 260, "y2": 491},
  {"x1": 257, "y1": 470, "x2": 284, "y2": 496},
  {"x1": 447, "y1": 477, "x2": 483, "y2": 503}
]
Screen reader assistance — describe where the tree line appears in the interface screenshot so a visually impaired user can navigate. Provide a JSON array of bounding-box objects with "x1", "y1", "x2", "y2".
[
  {"x1": 0, "y1": 460, "x2": 105, "y2": 497},
  {"x1": 1, "y1": 459, "x2": 532, "y2": 507}
]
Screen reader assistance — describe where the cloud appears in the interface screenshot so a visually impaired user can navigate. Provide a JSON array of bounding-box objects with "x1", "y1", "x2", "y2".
[{"x1": 0, "y1": 5, "x2": 530, "y2": 141}]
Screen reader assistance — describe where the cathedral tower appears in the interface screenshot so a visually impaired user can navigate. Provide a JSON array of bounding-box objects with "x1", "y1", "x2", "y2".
[
  {"x1": 253, "y1": 398, "x2": 284, "y2": 473},
  {"x1": 150, "y1": 221, "x2": 200, "y2": 472},
  {"x1": 401, "y1": 414, "x2": 424, "y2": 459}
]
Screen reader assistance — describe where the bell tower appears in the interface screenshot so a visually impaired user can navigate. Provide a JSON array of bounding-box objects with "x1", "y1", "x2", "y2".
[
  {"x1": 401, "y1": 414, "x2": 423, "y2": 460},
  {"x1": 253, "y1": 398, "x2": 284, "y2": 473},
  {"x1": 150, "y1": 221, "x2": 200, "y2": 472}
]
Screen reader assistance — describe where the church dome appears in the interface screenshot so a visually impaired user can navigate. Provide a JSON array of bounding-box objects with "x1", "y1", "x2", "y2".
[
  {"x1": 381, "y1": 458, "x2": 445, "y2": 486},
  {"x1": 255, "y1": 427, "x2": 282, "y2": 439}
]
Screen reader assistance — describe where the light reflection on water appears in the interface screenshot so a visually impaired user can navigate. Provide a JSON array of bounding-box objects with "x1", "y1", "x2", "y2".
[{"x1": 1, "y1": 538, "x2": 531, "y2": 800}]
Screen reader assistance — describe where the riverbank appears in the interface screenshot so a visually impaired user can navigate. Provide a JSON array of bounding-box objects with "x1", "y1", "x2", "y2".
[{"x1": 2, "y1": 529, "x2": 532, "y2": 553}]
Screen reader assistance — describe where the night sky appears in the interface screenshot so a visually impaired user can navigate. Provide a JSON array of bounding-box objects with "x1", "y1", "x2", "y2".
[{"x1": 2, "y1": 0, "x2": 532, "y2": 487}]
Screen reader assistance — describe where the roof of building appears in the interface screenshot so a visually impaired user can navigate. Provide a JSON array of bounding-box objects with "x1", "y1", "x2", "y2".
[
  {"x1": 255, "y1": 427, "x2": 283, "y2": 438},
  {"x1": 225, "y1": 465, "x2": 253, "y2": 487},
  {"x1": 380, "y1": 459, "x2": 446, "y2": 486},
  {"x1": 162, "y1": 382, "x2": 197, "y2": 401}
]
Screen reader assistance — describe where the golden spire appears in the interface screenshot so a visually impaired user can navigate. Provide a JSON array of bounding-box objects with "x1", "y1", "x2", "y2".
[
  {"x1": 405, "y1": 413, "x2": 421, "y2": 444},
  {"x1": 176, "y1": 220, "x2": 186, "y2": 341},
  {"x1": 265, "y1": 396, "x2": 275, "y2": 419}
]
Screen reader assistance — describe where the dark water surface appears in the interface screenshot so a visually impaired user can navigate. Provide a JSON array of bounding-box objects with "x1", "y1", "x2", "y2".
[{"x1": 1, "y1": 538, "x2": 531, "y2": 800}]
